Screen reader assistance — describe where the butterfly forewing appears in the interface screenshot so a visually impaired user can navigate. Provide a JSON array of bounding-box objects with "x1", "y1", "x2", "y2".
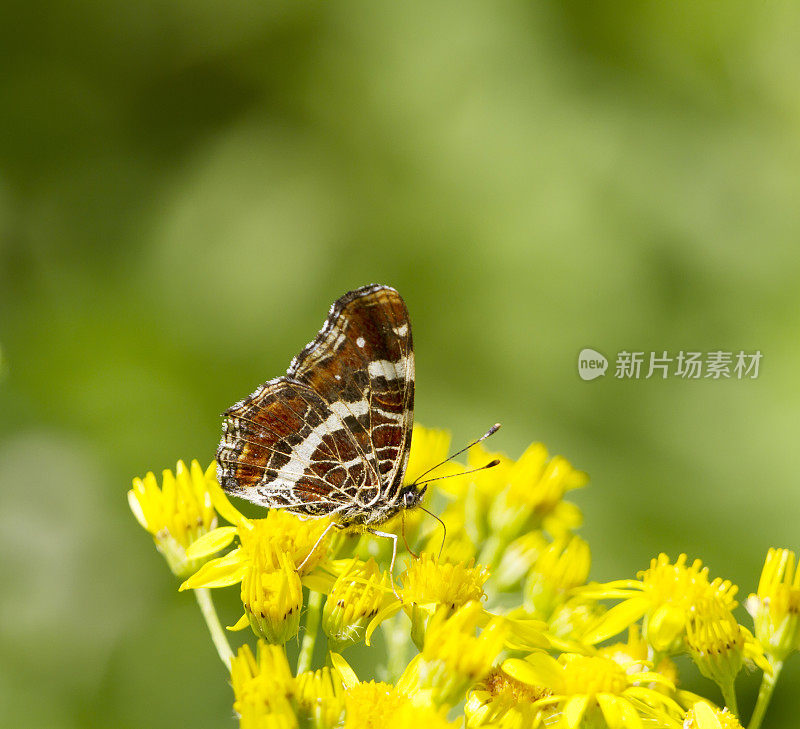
[{"x1": 216, "y1": 284, "x2": 415, "y2": 525}]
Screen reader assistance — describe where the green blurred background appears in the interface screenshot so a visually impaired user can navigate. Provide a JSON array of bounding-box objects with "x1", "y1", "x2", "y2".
[{"x1": 2, "y1": 1, "x2": 800, "y2": 726}]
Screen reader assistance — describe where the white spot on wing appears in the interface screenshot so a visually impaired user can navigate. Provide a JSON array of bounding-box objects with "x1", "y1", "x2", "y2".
[
  {"x1": 367, "y1": 357, "x2": 407, "y2": 381},
  {"x1": 356, "y1": 336, "x2": 366, "y2": 348}
]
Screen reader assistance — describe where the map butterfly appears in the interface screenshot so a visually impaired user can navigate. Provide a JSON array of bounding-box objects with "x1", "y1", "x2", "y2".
[{"x1": 216, "y1": 284, "x2": 498, "y2": 571}]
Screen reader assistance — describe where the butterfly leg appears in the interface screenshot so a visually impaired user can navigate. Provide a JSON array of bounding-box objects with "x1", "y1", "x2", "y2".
[
  {"x1": 367, "y1": 528, "x2": 400, "y2": 599},
  {"x1": 296, "y1": 521, "x2": 341, "y2": 573}
]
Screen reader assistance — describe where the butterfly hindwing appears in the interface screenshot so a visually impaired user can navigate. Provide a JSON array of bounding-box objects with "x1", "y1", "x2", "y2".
[{"x1": 217, "y1": 378, "x2": 363, "y2": 516}]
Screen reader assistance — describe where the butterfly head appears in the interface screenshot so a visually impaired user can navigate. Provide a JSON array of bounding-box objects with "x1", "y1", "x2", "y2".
[{"x1": 400, "y1": 483, "x2": 427, "y2": 510}]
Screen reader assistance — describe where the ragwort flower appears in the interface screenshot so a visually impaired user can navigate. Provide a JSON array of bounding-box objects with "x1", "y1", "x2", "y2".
[
  {"x1": 685, "y1": 598, "x2": 770, "y2": 712},
  {"x1": 407, "y1": 601, "x2": 508, "y2": 706},
  {"x1": 580, "y1": 554, "x2": 738, "y2": 654},
  {"x1": 465, "y1": 667, "x2": 552, "y2": 728},
  {"x1": 230, "y1": 548, "x2": 304, "y2": 643},
  {"x1": 683, "y1": 701, "x2": 744, "y2": 729},
  {"x1": 230, "y1": 642, "x2": 296, "y2": 729},
  {"x1": 181, "y1": 502, "x2": 333, "y2": 590},
  {"x1": 746, "y1": 547, "x2": 800, "y2": 663},
  {"x1": 295, "y1": 666, "x2": 346, "y2": 729},
  {"x1": 483, "y1": 442, "x2": 587, "y2": 540},
  {"x1": 525, "y1": 535, "x2": 591, "y2": 620},
  {"x1": 180, "y1": 492, "x2": 333, "y2": 641},
  {"x1": 502, "y1": 652, "x2": 682, "y2": 729},
  {"x1": 331, "y1": 651, "x2": 458, "y2": 729},
  {"x1": 323, "y1": 558, "x2": 395, "y2": 651},
  {"x1": 128, "y1": 460, "x2": 221, "y2": 577},
  {"x1": 395, "y1": 553, "x2": 490, "y2": 648}
]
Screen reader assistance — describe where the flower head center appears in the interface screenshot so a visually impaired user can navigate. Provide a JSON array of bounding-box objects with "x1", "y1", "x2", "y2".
[
  {"x1": 344, "y1": 681, "x2": 408, "y2": 729},
  {"x1": 401, "y1": 554, "x2": 489, "y2": 609}
]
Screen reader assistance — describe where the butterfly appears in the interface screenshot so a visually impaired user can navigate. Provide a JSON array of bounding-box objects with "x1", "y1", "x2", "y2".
[{"x1": 216, "y1": 284, "x2": 498, "y2": 572}]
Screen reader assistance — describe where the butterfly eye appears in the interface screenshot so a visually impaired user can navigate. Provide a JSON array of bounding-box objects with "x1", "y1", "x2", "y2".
[{"x1": 403, "y1": 486, "x2": 425, "y2": 508}]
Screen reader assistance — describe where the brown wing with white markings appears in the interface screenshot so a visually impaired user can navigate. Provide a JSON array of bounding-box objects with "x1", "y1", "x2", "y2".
[{"x1": 216, "y1": 284, "x2": 414, "y2": 522}]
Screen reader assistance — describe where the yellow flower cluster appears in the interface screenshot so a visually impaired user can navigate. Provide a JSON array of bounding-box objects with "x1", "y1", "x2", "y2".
[{"x1": 129, "y1": 426, "x2": 794, "y2": 729}]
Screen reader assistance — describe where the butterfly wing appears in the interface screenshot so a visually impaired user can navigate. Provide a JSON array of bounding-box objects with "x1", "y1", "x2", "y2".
[
  {"x1": 289, "y1": 284, "x2": 415, "y2": 507},
  {"x1": 217, "y1": 377, "x2": 375, "y2": 515},
  {"x1": 216, "y1": 284, "x2": 414, "y2": 521}
]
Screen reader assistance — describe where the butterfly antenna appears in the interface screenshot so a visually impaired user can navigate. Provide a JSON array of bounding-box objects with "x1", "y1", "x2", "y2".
[
  {"x1": 413, "y1": 459, "x2": 501, "y2": 488},
  {"x1": 419, "y1": 506, "x2": 447, "y2": 560},
  {"x1": 411, "y1": 423, "x2": 501, "y2": 486},
  {"x1": 401, "y1": 511, "x2": 419, "y2": 559}
]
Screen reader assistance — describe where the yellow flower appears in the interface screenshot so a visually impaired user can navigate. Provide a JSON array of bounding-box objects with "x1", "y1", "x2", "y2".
[
  {"x1": 399, "y1": 553, "x2": 490, "y2": 648},
  {"x1": 404, "y1": 425, "x2": 462, "y2": 487},
  {"x1": 179, "y1": 495, "x2": 335, "y2": 642},
  {"x1": 331, "y1": 652, "x2": 458, "y2": 729},
  {"x1": 546, "y1": 598, "x2": 607, "y2": 651},
  {"x1": 128, "y1": 460, "x2": 220, "y2": 577},
  {"x1": 580, "y1": 554, "x2": 739, "y2": 653},
  {"x1": 685, "y1": 598, "x2": 770, "y2": 706},
  {"x1": 408, "y1": 601, "x2": 508, "y2": 706},
  {"x1": 494, "y1": 531, "x2": 548, "y2": 592},
  {"x1": 230, "y1": 642, "x2": 296, "y2": 729},
  {"x1": 227, "y1": 549, "x2": 303, "y2": 643},
  {"x1": 502, "y1": 652, "x2": 683, "y2": 729},
  {"x1": 181, "y1": 508, "x2": 333, "y2": 591},
  {"x1": 465, "y1": 668, "x2": 551, "y2": 728},
  {"x1": 323, "y1": 558, "x2": 394, "y2": 651},
  {"x1": 465, "y1": 442, "x2": 515, "y2": 503},
  {"x1": 683, "y1": 701, "x2": 744, "y2": 729},
  {"x1": 525, "y1": 535, "x2": 591, "y2": 619},
  {"x1": 342, "y1": 681, "x2": 456, "y2": 729},
  {"x1": 295, "y1": 666, "x2": 345, "y2": 729},
  {"x1": 401, "y1": 553, "x2": 490, "y2": 610},
  {"x1": 483, "y1": 442, "x2": 587, "y2": 540},
  {"x1": 597, "y1": 625, "x2": 679, "y2": 689},
  {"x1": 745, "y1": 547, "x2": 800, "y2": 663}
]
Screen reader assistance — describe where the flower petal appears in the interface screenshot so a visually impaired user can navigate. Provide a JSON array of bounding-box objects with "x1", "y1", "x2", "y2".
[
  {"x1": 596, "y1": 693, "x2": 623, "y2": 728},
  {"x1": 329, "y1": 651, "x2": 359, "y2": 689},
  {"x1": 563, "y1": 695, "x2": 589, "y2": 729},
  {"x1": 206, "y1": 471, "x2": 251, "y2": 529},
  {"x1": 179, "y1": 548, "x2": 245, "y2": 590},
  {"x1": 302, "y1": 571, "x2": 336, "y2": 594},
  {"x1": 185, "y1": 526, "x2": 237, "y2": 559},
  {"x1": 624, "y1": 686, "x2": 682, "y2": 714},
  {"x1": 692, "y1": 701, "x2": 723, "y2": 729},
  {"x1": 582, "y1": 597, "x2": 649, "y2": 645},
  {"x1": 648, "y1": 604, "x2": 685, "y2": 652},
  {"x1": 499, "y1": 615, "x2": 550, "y2": 651},
  {"x1": 503, "y1": 652, "x2": 562, "y2": 689},
  {"x1": 396, "y1": 654, "x2": 424, "y2": 695},
  {"x1": 616, "y1": 698, "x2": 644, "y2": 729},
  {"x1": 365, "y1": 600, "x2": 402, "y2": 646},
  {"x1": 227, "y1": 613, "x2": 250, "y2": 631},
  {"x1": 127, "y1": 490, "x2": 149, "y2": 531}
]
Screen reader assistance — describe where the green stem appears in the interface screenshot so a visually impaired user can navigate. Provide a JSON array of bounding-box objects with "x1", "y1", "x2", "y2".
[
  {"x1": 297, "y1": 590, "x2": 324, "y2": 674},
  {"x1": 194, "y1": 587, "x2": 235, "y2": 668},
  {"x1": 720, "y1": 679, "x2": 739, "y2": 718},
  {"x1": 748, "y1": 660, "x2": 782, "y2": 729},
  {"x1": 382, "y1": 615, "x2": 409, "y2": 682}
]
